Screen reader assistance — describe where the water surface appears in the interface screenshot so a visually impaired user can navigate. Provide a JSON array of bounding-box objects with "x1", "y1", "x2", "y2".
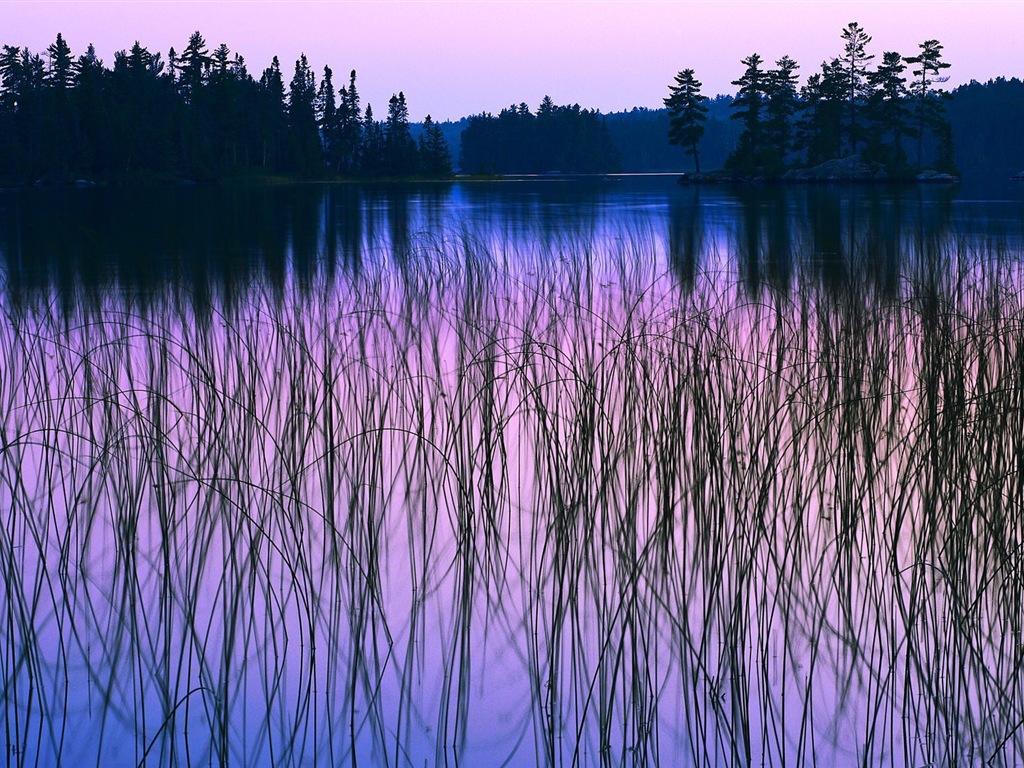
[{"x1": 1, "y1": 178, "x2": 1023, "y2": 767}]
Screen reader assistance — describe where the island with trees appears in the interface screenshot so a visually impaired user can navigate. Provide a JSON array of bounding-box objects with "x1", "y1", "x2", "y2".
[{"x1": 665, "y1": 23, "x2": 959, "y2": 182}]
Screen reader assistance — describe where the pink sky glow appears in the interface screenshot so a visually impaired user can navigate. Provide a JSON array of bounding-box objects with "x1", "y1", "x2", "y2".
[{"x1": 2, "y1": 1, "x2": 1021, "y2": 122}]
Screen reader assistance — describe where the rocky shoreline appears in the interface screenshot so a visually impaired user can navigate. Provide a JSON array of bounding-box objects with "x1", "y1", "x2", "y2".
[{"x1": 678, "y1": 155, "x2": 960, "y2": 185}]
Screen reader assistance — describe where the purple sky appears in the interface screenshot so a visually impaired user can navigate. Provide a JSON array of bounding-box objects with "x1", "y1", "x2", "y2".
[{"x1": 5, "y1": 1, "x2": 1022, "y2": 121}]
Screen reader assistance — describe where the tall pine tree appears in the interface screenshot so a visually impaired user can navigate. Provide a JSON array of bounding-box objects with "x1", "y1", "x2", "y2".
[
  {"x1": 287, "y1": 53, "x2": 321, "y2": 174},
  {"x1": 763, "y1": 55, "x2": 799, "y2": 172},
  {"x1": 840, "y1": 22, "x2": 874, "y2": 155},
  {"x1": 866, "y1": 51, "x2": 911, "y2": 171},
  {"x1": 385, "y1": 91, "x2": 416, "y2": 175},
  {"x1": 664, "y1": 68, "x2": 708, "y2": 173},
  {"x1": 418, "y1": 114, "x2": 452, "y2": 177},
  {"x1": 726, "y1": 53, "x2": 767, "y2": 174},
  {"x1": 906, "y1": 39, "x2": 952, "y2": 169}
]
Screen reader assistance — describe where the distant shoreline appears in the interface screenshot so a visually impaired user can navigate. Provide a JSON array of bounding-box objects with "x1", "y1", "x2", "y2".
[
  {"x1": 676, "y1": 172, "x2": 960, "y2": 186},
  {"x1": 12, "y1": 168, "x2": 1024, "y2": 190}
]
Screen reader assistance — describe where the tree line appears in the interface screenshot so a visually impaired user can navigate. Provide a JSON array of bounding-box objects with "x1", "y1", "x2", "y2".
[
  {"x1": 4, "y1": 25, "x2": 1021, "y2": 184},
  {"x1": 665, "y1": 23, "x2": 956, "y2": 177},
  {"x1": 951, "y1": 76, "x2": 1024, "y2": 180},
  {"x1": 0, "y1": 31, "x2": 453, "y2": 183},
  {"x1": 458, "y1": 97, "x2": 618, "y2": 174}
]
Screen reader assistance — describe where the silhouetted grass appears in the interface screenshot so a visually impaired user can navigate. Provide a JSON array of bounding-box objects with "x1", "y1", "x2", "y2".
[{"x1": 0, "y1": 223, "x2": 1023, "y2": 767}]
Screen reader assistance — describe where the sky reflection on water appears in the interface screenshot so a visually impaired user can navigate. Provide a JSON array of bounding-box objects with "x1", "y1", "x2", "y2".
[{"x1": 1, "y1": 179, "x2": 1023, "y2": 767}]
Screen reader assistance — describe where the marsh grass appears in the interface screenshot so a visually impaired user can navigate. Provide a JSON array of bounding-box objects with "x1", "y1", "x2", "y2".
[{"x1": 1, "y1": 220, "x2": 1023, "y2": 767}]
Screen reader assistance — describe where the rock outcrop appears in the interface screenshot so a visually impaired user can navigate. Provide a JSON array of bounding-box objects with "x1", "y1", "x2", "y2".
[{"x1": 677, "y1": 155, "x2": 960, "y2": 184}]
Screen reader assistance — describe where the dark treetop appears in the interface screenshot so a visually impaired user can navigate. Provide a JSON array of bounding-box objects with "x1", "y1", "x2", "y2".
[{"x1": 0, "y1": 32, "x2": 453, "y2": 184}]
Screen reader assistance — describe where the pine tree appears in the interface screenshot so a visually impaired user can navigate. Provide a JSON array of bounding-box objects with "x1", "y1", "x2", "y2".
[
  {"x1": 535, "y1": 96, "x2": 558, "y2": 170},
  {"x1": 0, "y1": 45, "x2": 22, "y2": 112},
  {"x1": 763, "y1": 55, "x2": 799, "y2": 172},
  {"x1": 840, "y1": 22, "x2": 874, "y2": 154},
  {"x1": 726, "y1": 53, "x2": 767, "y2": 174},
  {"x1": 335, "y1": 69, "x2": 362, "y2": 174},
  {"x1": 260, "y1": 56, "x2": 284, "y2": 105},
  {"x1": 179, "y1": 31, "x2": 209, "y2": 102},
  {"x1": 46, "y1": 33, "x2": 74, "y2": 90},
  {"x1": 1, "y1": 46, "x2": 44, "y2": 110},
  {"x1": 210, "y1": 43, "x2": 231, "y2": 82},
  {"x1": 0, "y1": 46, "x2": 25, "y2": 176},
  {"x1": 866, "y1": 51, "x2": 911, "y2": 171},
  {"x1": 227, "y1": 53, "x2": 256, "y2": 169},
  {"x1": 795, "y1": 59, "x2": 845, "y2": 165},
  {"x1": 288, "y1": 54, "x2": 315, "y2": 117},
  {"x1": 230, "y1": 52, "x2": 247, "y2": 80},
  {"x1": 316, "y1": 64, "x2": 337, "y2": 169},
  {"x1": 19, "y1": 48, "x2": 45, "y2": 173},
  {"x1": 75, "y1": 43, "x2": 102, "y2": 76},
  {"x1": 360, "y1": 102, "x2": 385, "y2": 174},
  {"x1": 116, "y1": 41, "x2": 163, "y2": 77},
  {"x1": 42, "y1": 33, "x2": 76, "y2": 177},
  {"x1": 206, "y1": 43, "x2": 238, "y2": 171},
  {"x1": 418, "y1": 114, "x2": 452, "y2": 177},
  {"x1": 385, "y1": 91, "x2": 416, "y2": 175},
  {"x1": 906, "y1": 39, "x2": 951, "y2": 169},
  {"x1": 110, "y1": 42, "x2": 172, "y2": 176},
  {"x1": 664, "y1": 68, "x2": 708, "y2": 173},
  {"x1": 72, "y1": 43, "x2": 104, "y2": 175},
  {"x1": 287, "y1": 53, "x2": 321, "y2": 174},
  {"x1": 258, "y1": 56, "x2": 285, "y2": 168}
]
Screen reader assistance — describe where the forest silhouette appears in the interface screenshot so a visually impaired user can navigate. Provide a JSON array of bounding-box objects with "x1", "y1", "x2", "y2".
[
  {"x1": 0, "y1": 31, "x2": 452, "y2": 183},
  {"x1": 1, "y1": 25, "x2": 1023, "y2": 184},
  {"x1": 663, "y1": 24, "x2": 958, "y2": 179}
]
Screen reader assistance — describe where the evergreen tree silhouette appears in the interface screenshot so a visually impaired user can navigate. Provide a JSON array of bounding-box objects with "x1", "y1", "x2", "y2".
[
  {"x1": 664, "y1": 69, "x2": 708, "y2": 173},
  {"x1": 316, "y1": 64, "x2": 337, "y2": 170},
  {"x1": 866, "y1": 51, "x2": 911, "y2": 171},
  {"x1": 72, "y1": 43, "x2": 105, "y2": 175},
  {"x1": 840, "y1": 22, "x2": 874, "y2": 155},
  {"x1": 45, "y1": 33, "x2": 74, "y2": 90},
  {"x1": 386, "y1": 91, "x2": 417, "y2": 175},
  {"x1": 418, "y1": 114, "x2": 452, "y2": 177},
  {"x1": 179, "y1": 31, "x2": 209, "y2": 103},
  {"x1": 335, "y1": 70, "x2": 362, "y2": 174},
  {"x1": 795, "y1": 59, "x2": 845, "y2": 165},
  {"x1": 259, "y1": 56, "x2": 285, "y2": 169},
  {"x1": 763, "y1": 56, "x2": 799, "y2": 172},
  {"x1": 727, "y1": 54, "x2": 767, "y2": 174},
  {"x1": 360, "y1": 103, "x2": 386, "y2": 174},
  {"x1": 906, "y1": 39, "x2": 952, "y2": 169}
]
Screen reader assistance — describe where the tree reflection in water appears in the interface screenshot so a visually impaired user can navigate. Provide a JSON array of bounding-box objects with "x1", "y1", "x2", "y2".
[{"x1": 0, "y1": 179, "x2": 1022, "y2": 767}]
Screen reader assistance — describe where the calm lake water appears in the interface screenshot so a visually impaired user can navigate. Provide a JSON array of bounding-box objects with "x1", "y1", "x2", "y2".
[{"x1": 1, "y1": 177, "x2": 1024, "y2": 767}]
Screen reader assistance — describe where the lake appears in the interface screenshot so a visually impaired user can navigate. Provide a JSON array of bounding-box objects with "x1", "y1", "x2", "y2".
[{"x1": 1, "y1": 177, "x2": 1023, "y2": 767}]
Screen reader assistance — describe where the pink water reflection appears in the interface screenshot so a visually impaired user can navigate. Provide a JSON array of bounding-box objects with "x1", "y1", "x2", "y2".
[{"x1": 1, "y1": 181, "x2": 1023, "y2": 766}]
